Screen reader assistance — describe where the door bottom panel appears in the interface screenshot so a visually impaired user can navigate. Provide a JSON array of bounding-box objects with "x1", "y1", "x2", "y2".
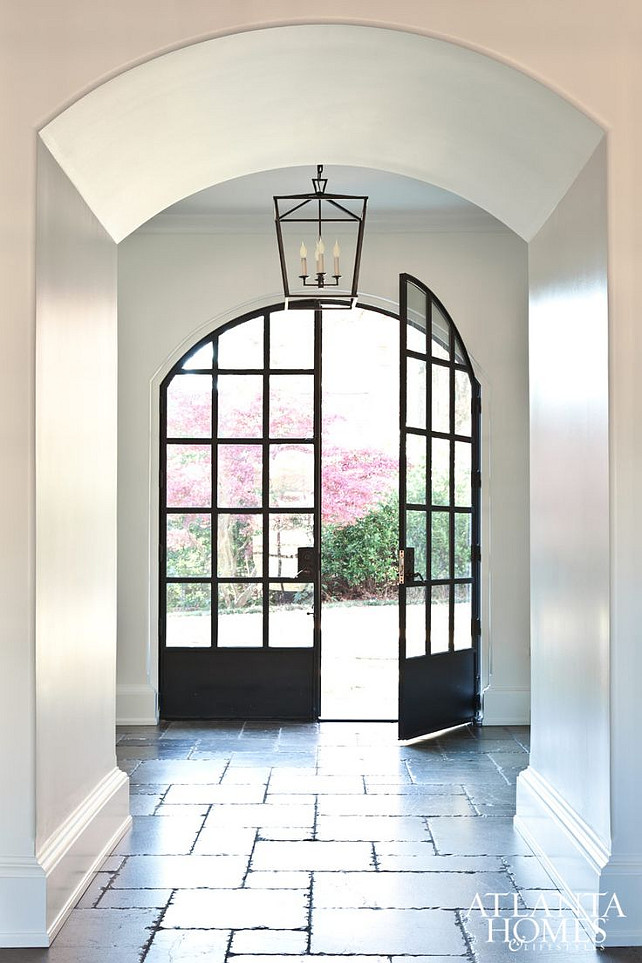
[
  {"x1": 161, "y1": 648, "x2": 316, "y2": 720},
  {"x1": 399, "y1": 649, "x2": 475, "y2": 740}
]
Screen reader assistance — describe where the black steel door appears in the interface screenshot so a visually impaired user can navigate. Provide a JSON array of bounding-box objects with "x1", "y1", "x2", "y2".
[
  {"x1": 398, "y1": 274, "x2": 481, "y2": 740},
  {"x1": 160, "y1": 305, "x2": 321, "y2": 719}
]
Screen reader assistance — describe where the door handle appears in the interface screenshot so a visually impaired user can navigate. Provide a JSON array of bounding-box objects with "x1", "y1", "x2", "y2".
[{"x1": 399, "y1": 547, "x2": 423, "y2": 585}]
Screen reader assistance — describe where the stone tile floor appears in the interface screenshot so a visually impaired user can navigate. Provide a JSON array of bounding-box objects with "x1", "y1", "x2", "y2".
[{"x1": 1, "y1": 721, "x2": 640, "y2": 962}]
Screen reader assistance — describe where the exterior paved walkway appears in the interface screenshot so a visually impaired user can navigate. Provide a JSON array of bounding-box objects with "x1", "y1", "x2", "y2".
[{"x1": 1, "y1": 722, "x2": 639, "y2": 961}]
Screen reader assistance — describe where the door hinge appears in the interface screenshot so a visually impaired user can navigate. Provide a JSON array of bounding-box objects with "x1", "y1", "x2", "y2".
[
  {"x1": 473, "y1": 395, "x2": 482, "y2": 416},
  {"x1": 472, "y1": 544, "x2": 481, "y2": 563},
  {"x1": 473, "y1": 470, "x2": 482, "y2": 490},
  {"x1": 472, "y1": 617, "x2": 481, "y2": 638}
]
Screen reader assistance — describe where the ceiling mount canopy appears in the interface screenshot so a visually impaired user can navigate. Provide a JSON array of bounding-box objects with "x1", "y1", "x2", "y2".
[{"x1": 273, "y1": 164, "x2": 368, "y2": 308}]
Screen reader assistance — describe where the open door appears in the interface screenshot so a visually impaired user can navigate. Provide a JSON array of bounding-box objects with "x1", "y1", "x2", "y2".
[{"x1": 398, "y1": 274, "x2": 481, "y2": 740}]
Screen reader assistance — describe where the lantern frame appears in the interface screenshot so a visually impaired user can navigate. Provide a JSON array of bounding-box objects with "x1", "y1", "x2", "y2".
[{"x1": 274, "y1": 165, "x2": 368, "y2": 308}]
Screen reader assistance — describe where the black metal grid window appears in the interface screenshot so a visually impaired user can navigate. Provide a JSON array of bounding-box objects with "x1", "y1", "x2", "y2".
[{"x1": 160, "y1": 306, "x2": 322, "y2": 659}]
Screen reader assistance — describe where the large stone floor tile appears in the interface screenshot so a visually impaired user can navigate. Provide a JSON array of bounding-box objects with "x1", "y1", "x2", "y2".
[
  {"x1": 50, "y1": 908, "x2": 161, "y2": 957},
  {"x1": 227, "y1": 958, "x2": 388, "y2": 963},
  {"x1": 163, "y1": 887, "x2": 308, "y2": 929},
  {"x1": 129, "y1": 760, "x2": 226, "y2": 784},
  {"x1": 98, "y1": 887, "x2": 172, "y2": 908},
  {"x1": 318, "y1": 793, "x2": 474, "y2": 816},
  {"x1": 251, "y1": 840, "x2": 375, "y2": 871},
  {"x1": 191, "y1": 827, "x2": 257, "y2": 855},
  {"x1": 163, "y1": 783, "x2": 265, "y2": 804},
  {"x1": 144, "y1": 929, "x2": 229, "y2": 962},
  {"x1": 374, "y1": 846, "x2": 503, "y2": 872},
  {"x1": 230, "y1": 929, "x2": 308, "y2": 954},
  {"x1": 364, "y1": 781, "x2": 464, "y2": 796},
  {"x1": 245, "y1": 870, "x2": 311, "y2": 888},
  {"x1": 112, "y1": 854, "x2": 248, "y2": 888},
  {"x1": 429, "y1": 816, "x2": 534, "y2": 855},
  {"x1": 315, "y1": 815, "x2": 431, "y2": 842},
  {"x1": 310, "y1": 907, "x2": 466, "y2": 955},
  {"x1": 267, "y1": 774, "x2": 365, "y2": 794},
  {"x1": 312, "y1": 869, "x2": 517, "y2": 910},
  {"x1": 205, "y1": 802, "x2": 314, "y2": 829},
  {"x1": 113, "y1": 814, "x2": 204, "y2": 855},
  {"x1": 503, "y1": 854, "x2": 558, "y2": 890}
]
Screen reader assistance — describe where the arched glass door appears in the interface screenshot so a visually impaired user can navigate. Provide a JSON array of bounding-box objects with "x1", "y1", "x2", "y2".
[
  {"x1": 159, "y1": 291, "x2": 480, "y2": 727},
  {"x1": 398, "y1": 274, "x2": 481, "y2": 739},
  {"x1": 159, "y1": 307, "x2": 321, "y2": 719}
]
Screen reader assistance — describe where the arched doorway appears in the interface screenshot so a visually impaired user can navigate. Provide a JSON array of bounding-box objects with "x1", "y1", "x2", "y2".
[{"x1": 159, "y1": 277, "x2": 480, "y2": 737}]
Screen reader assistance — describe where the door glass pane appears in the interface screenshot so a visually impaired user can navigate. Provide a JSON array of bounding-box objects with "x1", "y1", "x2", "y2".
[
  {"x1": 454, "y1": 334, "x2": 467, "y2": 365},
  {"x1": 166, "y1": 514, "x2": 211, "y2": 577},
  {"x1": 166, "y1": 445, "x2": 211, "y2": 508},
  {"x1": 431, "y1": 437, "x2": 450, "y2": 506},
  {"x1": 269, "y1": 514, "x2": 314, "y2": 578},
  {"x1": 407, "y1": 283, "x2": 427, "y2": 354},
  {"x1": 217, "y1": 583, "x2": 263, "y2": 647},
  {"x1": 218, "y1": 375, "x2": 263, "y2": 438},
  {"x1": 431, "y1": 511, "x2": 450, "y2": 580},
  {"x1": 432, "y1": 365, "x2": 450, "y2": 434},
  {"x1": 454, "y1": 513, "x2": 472, "y2": 577},
  {"x1": 218, "y1": 444, "x2": 262, "y2": 508},
  {"x1": 166, "y1": 584, "x2": 211, "y2": 648},
  {"x1": 182, "y1": 341, "x2": 214, "y2": 370},
  {"x1": 432, "y1": 305, "x2": 451, "y2": 361},
  {"x1": 270, "y1": 310, "x2": 314, "y2": 369},
  {"x1": 406, "y1": 357, "x2": 426, "y2": 429},
  {"x1": 270, "y1": 375, "x2": 314, "y2": 438},
  {"x1": 430, "y1": 585, "x2": 450, "y2": 654},
  {"x1": 406, "y1": 510, "x2": 427, "y2": 580},
  {"x1": 406, "y1": 433, "x2": 426, "y2": 505},
  {"x1": 455, "y1": 441, "x2": 472, "y2": 507},
  {"x1": 454, "y1": 583, "x2": 472, "y2": 650},
  {"x1": 218, "y1": 316, "x2": 264, "y2": 369},
  {"x1": 167, "y1": 375, "x2": 212, "y2": 438},
  {"x1": 405, "y1": 586, "x2": 426, "y2": 658},
  {"x1": 268, "y1": 582, "x2": 314, "y2": 647},
  {"x1": 454, "y1": 370, "x2": 472, "y2": 436},
  {"x1": 217, "y1": 514, "x2": 261, "y2": 577},
  {"x1": 270, "y1": 444, "x2": 314, "y2": 508}
]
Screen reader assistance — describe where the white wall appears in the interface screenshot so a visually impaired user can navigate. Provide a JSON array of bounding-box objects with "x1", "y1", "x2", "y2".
[
  {"x1": 2, "y1": 0, "x2": 642, "y2": 948},
  {"x1": 516, "y1": 141, "x2": 612, "y2": 912},
  {"x1": 35, "y1": 144, "x2": 130, "y2": 941},
  {"x1": 117, "y1": 221, "x2": 530, "y2": 726}
]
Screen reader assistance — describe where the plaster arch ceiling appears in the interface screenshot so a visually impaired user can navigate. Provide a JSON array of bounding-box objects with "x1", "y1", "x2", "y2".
[{"x1": 40, "y1": 24, "x2": 603, "y2": 243}]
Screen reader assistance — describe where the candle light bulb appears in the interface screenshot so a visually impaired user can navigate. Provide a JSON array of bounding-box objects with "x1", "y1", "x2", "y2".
[
  {"x1": 316, "y1": 236, "x2": 325, "y2": 275},
  {"x1": 333, "y1": 239, "x2": 341, "y2": 277},
  {"x1": 299, "y1": 241, "x2": 308, "y2": 278},
  {"x1": 300, "y1": 241, "x2": 307, "y2": 258}
]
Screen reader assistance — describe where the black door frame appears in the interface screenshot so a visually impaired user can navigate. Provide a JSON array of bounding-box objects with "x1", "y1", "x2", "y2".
[
  {"x1": 158, "y1": 297, "x2": 481, "y2": 725},
  {"x1": 398, "y1": 274, "x2": 482, "y2": 739}
]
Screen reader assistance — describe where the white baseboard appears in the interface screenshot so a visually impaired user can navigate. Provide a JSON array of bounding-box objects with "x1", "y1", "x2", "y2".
[
  {"x1": 116, "y1": 683, "x2": 158, "y2": 725},
  {"x1": 515, "y1": 766, "x2": 612, "y2": 941},
  {"x1": 38, "y1": 766, "x2": 131, "y2": 943},
  {"x1": 482, "y1": 684, "x2": 530, "y2": 725},
  {"x1": 598, "y1": 855, "x2": 642, "y2": 945},
  {"x1": 0, "y1": 857, "x2": 47, "y2": 947}
]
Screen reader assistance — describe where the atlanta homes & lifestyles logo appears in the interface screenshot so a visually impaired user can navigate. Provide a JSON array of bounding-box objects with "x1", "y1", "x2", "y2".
[{"x1": 466, "y1": 891, "x2": 626, "y2": 952}]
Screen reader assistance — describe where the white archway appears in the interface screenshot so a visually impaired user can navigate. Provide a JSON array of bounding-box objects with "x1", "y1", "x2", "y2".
[{"x1": 40, "y1": 25, "x2": 601, "y2": 242}]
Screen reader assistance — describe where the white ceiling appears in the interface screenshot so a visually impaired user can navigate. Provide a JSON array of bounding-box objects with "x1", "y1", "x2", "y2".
[
  {"x1": 40, "y1": 24, "x2": 603, "y2": 242},
  {"x1": 142, "y1": 166, "x2": 507, "y2": 234}
]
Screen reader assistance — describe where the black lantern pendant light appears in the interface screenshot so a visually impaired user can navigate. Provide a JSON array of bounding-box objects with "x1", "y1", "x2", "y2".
[{"x1": 274, "y1": 165, "x2": 368, "y2": 308}]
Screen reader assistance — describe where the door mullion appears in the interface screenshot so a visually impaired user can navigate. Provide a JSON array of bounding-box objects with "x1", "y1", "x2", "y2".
[{"x1": 262, "y1": 312, "x2": 270, "y2": 649}]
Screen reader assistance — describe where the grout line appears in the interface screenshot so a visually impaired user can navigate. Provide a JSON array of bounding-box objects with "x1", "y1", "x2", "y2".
[
  {"x1": 454, "y1": 907, "x2": 478, "y2": 962},
  {"x1": 187, "y1": 803, "x2": 212, "y2": 855},
  {"x1": 138, "y1": 888, "x2": 175, "y2": 963},
  {"x1": 306, "y1": 872, "x2": 314, "y2": 954}
]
